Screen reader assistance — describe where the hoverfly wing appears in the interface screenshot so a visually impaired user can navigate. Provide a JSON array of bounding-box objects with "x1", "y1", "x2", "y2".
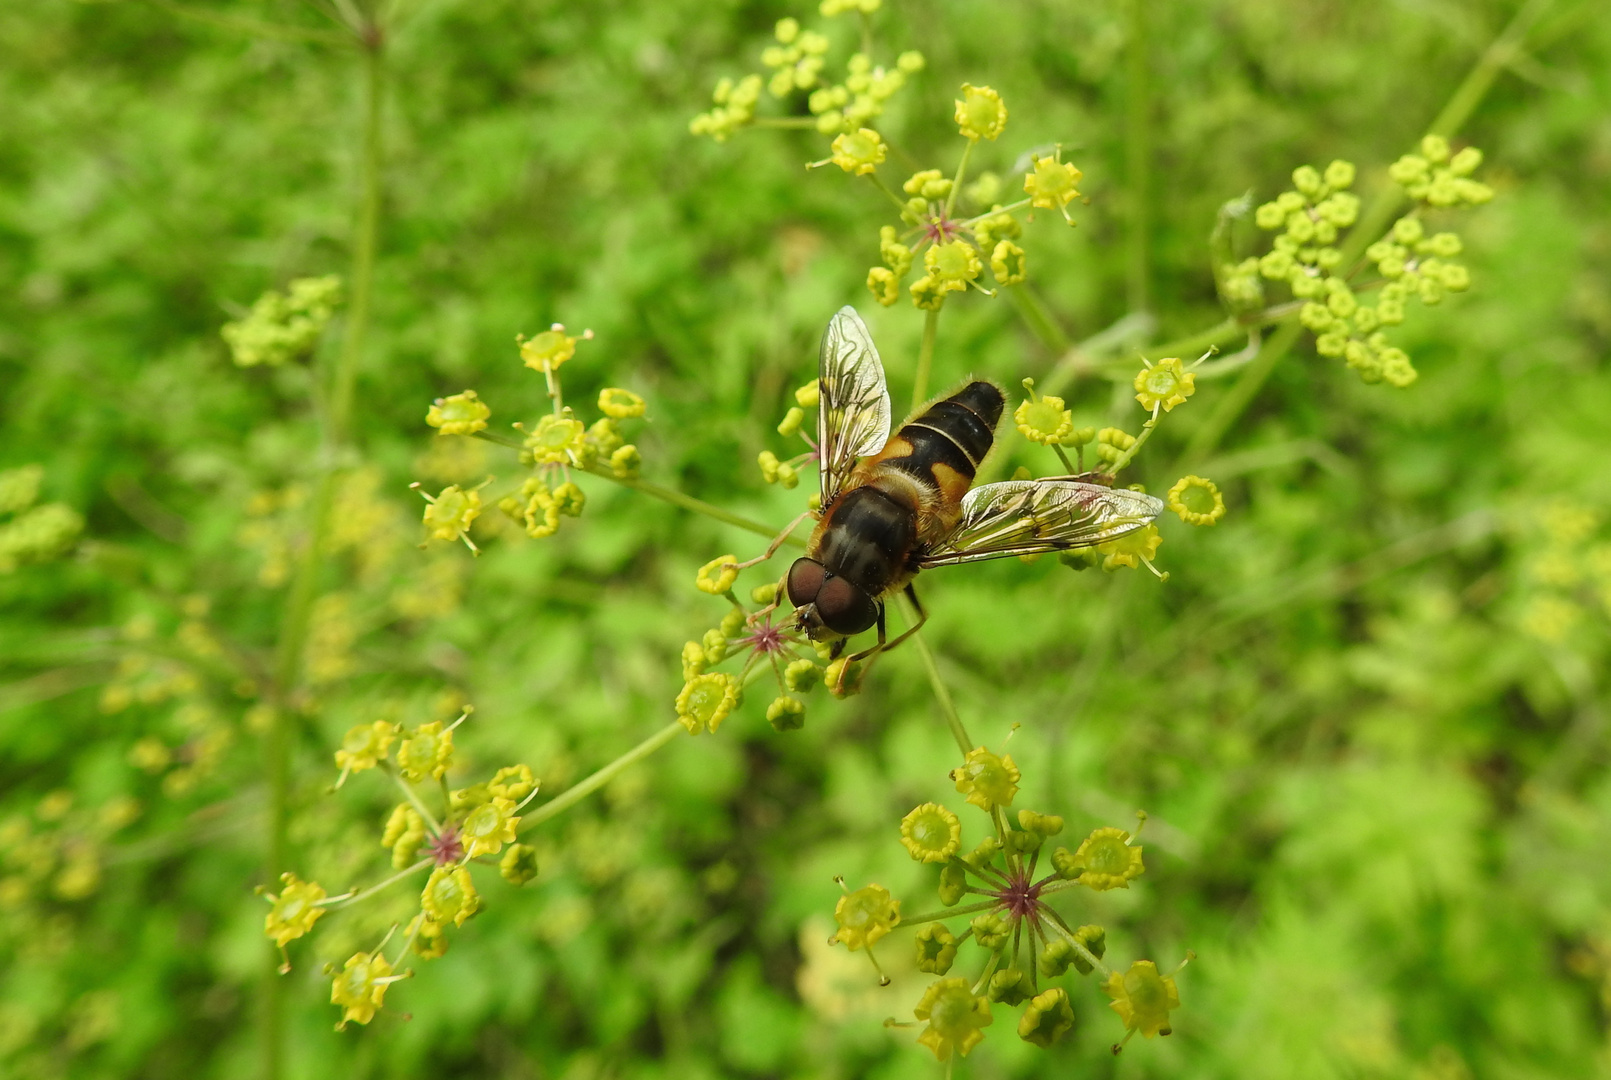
[
  {"x1": 817, "y1": 306, "x2": 891, "y2": 506},
  {"x1": 917, "y1": 479, "x2": 1164, "y2": 567}
]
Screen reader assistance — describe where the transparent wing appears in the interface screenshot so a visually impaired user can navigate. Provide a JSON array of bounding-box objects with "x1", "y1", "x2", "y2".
[
  {"x1": 918, "y1": 479, "x2": 1164, "y2": 567},
  {"x1": 817, "y1": 306, "x2": 891, "y2": 506}
]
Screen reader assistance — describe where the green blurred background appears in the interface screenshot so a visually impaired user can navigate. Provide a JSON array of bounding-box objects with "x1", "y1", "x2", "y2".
[{"x1": 3, "y1": 0, "x2": 1610, "y2": 1077}]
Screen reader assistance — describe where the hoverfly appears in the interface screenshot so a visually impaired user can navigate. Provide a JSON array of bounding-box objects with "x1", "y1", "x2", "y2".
[{"x1": 783, "y1": 306, "x2": 1163, "y2": 666}]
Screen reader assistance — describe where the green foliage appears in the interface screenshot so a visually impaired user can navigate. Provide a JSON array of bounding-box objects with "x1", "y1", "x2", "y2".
[{"x1": 3, "y1": 0, "x2": 1611, "y2": 1078}]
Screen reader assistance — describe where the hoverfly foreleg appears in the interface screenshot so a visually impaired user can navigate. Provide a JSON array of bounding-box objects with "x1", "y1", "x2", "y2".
[{"x1": 724, "y1": 509, "x2": 813, "y2": 574}]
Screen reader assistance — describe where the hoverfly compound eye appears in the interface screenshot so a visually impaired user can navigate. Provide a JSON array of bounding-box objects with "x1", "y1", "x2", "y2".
[
  {"x1": 815, "y1": 575, "x2": 879, "y2": 636},
  {"x1": 786, "y1": 558, "x2": 826, "y2": 610}
]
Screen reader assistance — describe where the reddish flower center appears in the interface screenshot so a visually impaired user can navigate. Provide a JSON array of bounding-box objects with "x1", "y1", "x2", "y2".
[
  {"x1": 425, "y1": 825, "x2": 464, "y2": 866},
  {"x1": 738, "y1": 618, "x2": 791, "y2": 656},
  {"x1": 994, "y1": 869, "x2": 1043, "y2": 921}
]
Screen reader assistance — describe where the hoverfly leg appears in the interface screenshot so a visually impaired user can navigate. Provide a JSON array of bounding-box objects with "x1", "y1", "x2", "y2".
[
  {"x1": 724, "y1": 510, "x2": 814, "y2": 574},
  {"x1": 877, "y1": 583, "x2": 928, "y2": 654},
  {"x1": 836, "y1": 602, "x2": 888, "y2": 695}
]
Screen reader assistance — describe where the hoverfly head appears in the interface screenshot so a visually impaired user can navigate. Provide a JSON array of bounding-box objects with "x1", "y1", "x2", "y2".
[{"x1": 786, "y1": 557, "x2": 878, "y2": 640}]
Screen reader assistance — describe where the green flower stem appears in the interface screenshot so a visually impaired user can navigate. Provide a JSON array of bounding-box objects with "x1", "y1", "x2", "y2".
[
  {"x1": 1125, "y1": 0, "x2": 1152, "y2": 313},
  {"x1": 1042, "y1": 909, "x2": 1111, "y2": 978},
  {"x1": 945, "y1": 138, "x2": 974, "y2": 220},
  {"x1": 319, "y1": 858, "x2": 432, "y2": 910},
  {"x1": 469, "y1": 432, "x2": 807, "y2": 545},
  {"x1": 1106, "y1": 408, "x2": 1162, "y2": 476},
  {"x1": 385, "y1": 764, "x2": 443, "y2": 835},
  {"x1": 1005, "y1": 286, "x2": 1072, "y2": 353},
  {"x1": 1181, "y1": 0, "x2": 1553, "y2": 465},
  {"x1": 959, "y1": 197, "x2": 1031, "y2": 227},
  {"x1": 263, "y1": 33, "x2": 384, "y2": 1080},
  {"x1": 900, "y1": 593, "x2": 972, "y2": 755},
  {"x1": 911, "y1": 307, "x2": 940, "y2": 412},
  {"x1": 869, "y1": 172, "x2": 909, "y2": 213},
  {"x1": 752, "y1": 117, "x2": 819, "y2": 129},
  {"x1": 900, "y1": 899, "x2": 1000, "y2": 926},
  {"x1": 520, "y1": 720, "x2": 685, "y2": 831},
  {"x1": 587, "y1": 468, "x2": 806, "y2": 545}
]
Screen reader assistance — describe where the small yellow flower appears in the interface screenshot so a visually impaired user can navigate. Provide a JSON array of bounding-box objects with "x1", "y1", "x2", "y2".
[
  {"x1": 915, "y1": 923, "x2": 957, "y2": 974},
  {"x1": 950, "y1": 747, "x2": 1020, "y2": 811},
  {"x1": 597, "y1": 387, "x2": 646, "y2": 419},
  {"x1": 766, "y1": 694, "x2": 806, "y2": 731},
  {"x1": 520, "y1": 327, "x2": 577, "y2": 371},
  {"x1": 488, "y1": 764, "x2": 537, "y2": 801},
  {"x1": 1104, "y1": 960, "x2": 1181, "y2": 1038},
  {"x1": 924, "y1": 240, "x2": 981, "y2": 291},
  {"x1": 381, "y1": 803, "x2": 424, "y2": 850},
  {"x1": 500, "y1": 843, "x2": 539, "y2": 885},
  {"x1": 1019, "y1": 987, "x2": 1076, "y2": 1047},
  {"x1": 1098, "y1": 524, "x2": 1162, "y2": 572},
  {"x1": 1054, "y1": 825, "x2": 1145, "y2": 890},
  {"x1": 832, "y1": 883, "x2": 900, "y2": 951},
  {"x1": 1166, "y1": 475, "x2": 1226, "y2": 525},
  {"x1": 421, "y1": 865, "x2": 480, "y2": 927},
  {"x1": 900, "y1": 803, "x2": 962, "y2": 863},
  {"x1": 1133, "y1": 357, "x2": 1196, "y2": 412},
  {"x1": 866, "y1": 266, "x2": 900, "y2": 307},
  {"x1": 609, "y1": 444, "x2": 641, "y2": 479},
  {"x1": 795, "y1": 379, "x2": 820, "y2": 408},
  {"x1": 397, "y1": 721, "x2": 454, "y2": 782},
  {"x1": 910, "y1": 274, "x2": 946, "y2": 311},
  {"x1": 676, "y1": 672, "x2": 740, "y2": 735},
  {"x1": 461, "y1": 796, "x2": 519, "y2": 859},
  {"x1": 524, "y1": 414, "x2": 588, "y2": 466},
  {"x1": 954, "y1": 84, "x2": 1007, "y2": 141},
  {"x1": 263, "y1": 872, "x2": 326, "y2": 947},
  {"x1": 902, "y1": 168, "x2": 951, "y2": 201},
  {"x1": 407, "y1": 914, "x2": 448, "y2": 959},
  {"x1": 334, "y1": 721, "x2": 395, "y2": 774},
  {"x1": 1014, "y1": 395, "x2": 1072, "y2": 445},
  {"x1": 829, "y1": 127, "x2": 887, "y2": 175},
  {"x1": 989, "y1": 239, "x2": 1026, "y2": 285},
  {"x1": 425, "y1": 390, "x2": 490, "y2": 435},
  {"x1": 695, "y1": 554, "x2": 739, "y2": 595},
  {"x1": 330, "y1": 951, "x2": 400, "y2": 1026},
  {"x1": 421, "y1": 485, "x2": 481, "y2": 544},
  {"x1": 1024, "y1": 153, "x2": 1083, "y2": 210},
  {"x1": 913, "y1": 977, "x2": 993, "y2": 1060}
]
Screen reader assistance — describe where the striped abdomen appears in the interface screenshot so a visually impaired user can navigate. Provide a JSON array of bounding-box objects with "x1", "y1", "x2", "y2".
[
  {"x1": 862, "y1": 380, "x2": 1003, "y2": 530},
  {"x1": 808, "y1": 381, "x2": 1004, "y2": 601}
]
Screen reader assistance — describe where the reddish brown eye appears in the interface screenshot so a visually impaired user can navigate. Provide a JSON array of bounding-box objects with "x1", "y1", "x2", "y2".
[
  {"x1": 786, "y1": 558, "x2": 826, "y2": 610},
  {"x1": 815, "y1": 575, "x2": 878, "y2": 636}
]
